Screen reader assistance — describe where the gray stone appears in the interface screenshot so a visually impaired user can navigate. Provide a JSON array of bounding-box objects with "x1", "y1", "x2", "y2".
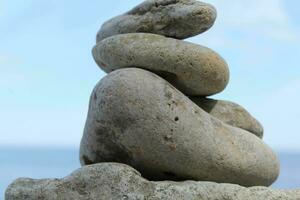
[
  {"x1": 190, "y1": 97, "x2": 264, "y2": 138},
  {"x1": 5, "y1": 163, "x2": 299, "y2": 200},
  {"x1": 93, "y1": 33, "x2": 229, "y2": 96},
  {"x1": 80, "y1": 68, "x2": 279, "y2": 187},
  {"x1": 96, "y1": 0, "x2": 217, "y2": 42}
]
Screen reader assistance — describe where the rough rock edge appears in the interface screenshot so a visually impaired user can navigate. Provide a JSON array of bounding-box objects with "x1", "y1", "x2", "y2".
[
  {"x1": 6, "y1": 163, "x2": 299, "y2": 200},
  {"x1": 190, "y1": 97, "x2": 264, "y2": 138},
  {"x1": 96, "y1": 0, "x2": 217, "y2": 42}
]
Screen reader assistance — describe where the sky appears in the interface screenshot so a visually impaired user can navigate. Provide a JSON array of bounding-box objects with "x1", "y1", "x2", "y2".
[{"x1": 0, "y1": 0, "x2": 299, "y2": 151}]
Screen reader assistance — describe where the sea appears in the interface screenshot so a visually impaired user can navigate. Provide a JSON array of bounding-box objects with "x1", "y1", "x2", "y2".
[{"x1": 1, "y1": 147, "x2": 300, "y2": 198}]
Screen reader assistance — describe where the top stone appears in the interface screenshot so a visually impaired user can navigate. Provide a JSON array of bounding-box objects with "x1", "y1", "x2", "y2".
[{"x1": 96, "y1": 0, "x2": 217, "y2": 42}]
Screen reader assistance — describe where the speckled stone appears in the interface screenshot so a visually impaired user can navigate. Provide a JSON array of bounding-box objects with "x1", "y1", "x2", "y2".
[
  {"x1": 5, "y1": 163, "x2": 299, "y2": 200},
  {"x1": 190, "y1": 97, "x2": 264, "y2": 138},
  {"x1": 93, "y1": 33, "x2": 229, "y2": 96},
  {"x1": 80, "y1": 68, "x2": 279, "y2": 187},
  {"x1": 96, "y1": 0, "x2": 217, "y2": 42}
]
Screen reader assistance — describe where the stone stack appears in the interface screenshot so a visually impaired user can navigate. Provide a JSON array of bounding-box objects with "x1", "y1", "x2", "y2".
[
  {"x1": 80, "y1": 0, "x2": 278, "y2": 186},
  {"x1": 5, "y1": 0, "x2": 300, "y2": 199}
]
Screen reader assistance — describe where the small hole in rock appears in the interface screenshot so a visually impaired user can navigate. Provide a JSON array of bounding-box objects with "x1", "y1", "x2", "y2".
[
  {"x1": 174, "y1": 116, "x2": 179, "y2": 121},
  {"x1": 93, "y1": 93, "x2": 97, "y2": 100}
]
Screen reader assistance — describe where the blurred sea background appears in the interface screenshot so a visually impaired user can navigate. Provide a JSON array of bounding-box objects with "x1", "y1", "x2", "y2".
[{"x1": 1, "y1": 147, "x2": 300, "y2": 196}]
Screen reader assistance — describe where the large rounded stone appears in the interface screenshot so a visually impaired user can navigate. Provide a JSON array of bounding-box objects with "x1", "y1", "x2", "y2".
[
  {"x1": 80, "y1": 68, "x2": 279, "y2": 187},
  {"x1": 190, "y1": 97, "x2": 264, "y2": 138},
  {"x1": 6, "y1": 163, "x2": 299, "y2": 200},
  {"x1": 96, "y1": 0, "x2": 217, "y2": 42},
  {"x1": 93, "y1": 33, "x2": 229, "y2": 96}
]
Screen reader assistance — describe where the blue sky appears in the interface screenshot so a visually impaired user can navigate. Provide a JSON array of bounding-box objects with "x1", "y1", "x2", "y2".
[{"x1": 0, "y1": 0, "x2": 299, "y2": 151}]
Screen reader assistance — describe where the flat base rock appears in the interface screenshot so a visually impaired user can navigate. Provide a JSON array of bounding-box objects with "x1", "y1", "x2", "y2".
[{"x1": 6, "y1": 163, "x2": 300, "y2": 200}]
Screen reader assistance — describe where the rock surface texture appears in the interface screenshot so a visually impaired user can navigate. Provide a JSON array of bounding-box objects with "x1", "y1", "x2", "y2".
[
  {"x1": 190, "y1": 97, "x2": 264, "y2": 138},
  {"x1": 80, "y1": 68, "x2": 279, "y2": 186},
  {"x1": 93, "y1": 33, "x2": 229, "y2": 96},
  {"x1": 6, "y1": 0, "x2": 298, "y2": 199},
  {"x1": 6, "y1": 163, "x2": 300, "y2": 200},
  {"x1": 96, "y1": 0, "x2": 217, "y2": 42}
]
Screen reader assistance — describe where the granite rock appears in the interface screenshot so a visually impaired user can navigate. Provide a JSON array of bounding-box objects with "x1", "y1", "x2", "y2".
[
  {"x1": 96, "y1": 0, "x2": 217, "y2": 42},
  {"x1": 5, "y1": 163, "x2": 299, "y2": 200},
  {"x1": 80, "y1": 68, "x2": 279, "y2": 187},
  {"x1": 93, "y1": 33, "x2": 229, "y2": 96},
  {"x1": 190, "y1": 97, "x2": 264, "y2": 138}
]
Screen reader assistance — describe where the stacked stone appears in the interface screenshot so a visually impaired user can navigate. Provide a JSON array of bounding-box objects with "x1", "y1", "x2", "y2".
[
  {"x1": 5, "y1": 1, "x2": 300, "y2": 199},
  {"x1": 80, "y1": 0, "x2": 278, "y2": 186}
]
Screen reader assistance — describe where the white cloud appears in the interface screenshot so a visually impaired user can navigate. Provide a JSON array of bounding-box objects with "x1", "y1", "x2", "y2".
[
  {"x1": 188, "y1": 0, "x2": 300, "y2": 87},
  {"x1": 212, "y1": 0, "x2": 288, "y2": 24},
  {"x1": 192, "y1": 0, "x2": 299, "y2": 46}
]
